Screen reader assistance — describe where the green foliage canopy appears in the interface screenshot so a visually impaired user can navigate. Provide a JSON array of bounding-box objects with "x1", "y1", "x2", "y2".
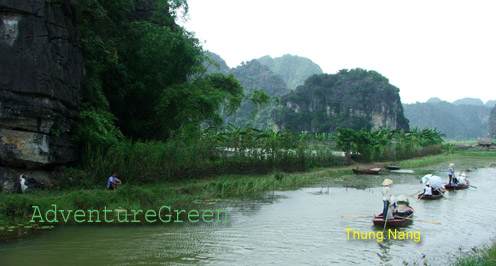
[{"x1": 74, "y1": 0, "x2": 244, "y2": 145}]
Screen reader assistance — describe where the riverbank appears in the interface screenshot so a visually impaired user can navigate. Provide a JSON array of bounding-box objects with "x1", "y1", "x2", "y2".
[
  {"x1": 2, "y1": 149, "x2": 495, "y2": 229},
  {"x1": 455, "y1": 240, "x2": 496, "y2": 266}
]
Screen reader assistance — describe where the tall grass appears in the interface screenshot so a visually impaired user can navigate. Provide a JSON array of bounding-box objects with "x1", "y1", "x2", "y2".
[
  {"x1": 455, "y1": 242, "x2": 496, "y2": 266},
  {"x1": 63, "y1": 126, "x2": 446, "y2": 188}
]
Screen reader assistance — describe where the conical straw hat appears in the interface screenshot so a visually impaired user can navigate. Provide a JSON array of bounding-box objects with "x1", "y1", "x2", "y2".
[{"x1": 382, "y1": 179, "x2": 393, "y2": 186}]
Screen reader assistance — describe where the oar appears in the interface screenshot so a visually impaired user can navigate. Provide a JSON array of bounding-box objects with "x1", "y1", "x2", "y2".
[
  {"x1": 341, "y1": 216, "x2": 441, "y2": 225},
  {"x1": 417, "y1": 193, "x2": 424, "y2": 200},
  {"x1": 383, "y1": 204, "x2": 390, "y2": 232},
  {"x1": 404, "y1": 217, "x2": 441, "y2": 225},
  {"x1": 409, "y1": 189, "x2": 423, "y2": 197},
  {"x1": 469, "y1": 184, "x2": 477, "y2": 189},
  {"x1": 438, "y1": 189, "x2": 449, "y2": 199}
]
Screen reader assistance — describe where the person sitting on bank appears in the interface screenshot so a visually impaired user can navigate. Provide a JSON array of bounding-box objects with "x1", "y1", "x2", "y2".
[
  {"x1": 423, "y1": 183, "x2": 433, "y2": 196},
  {"x1": 394, "y1": 194, "x2": 413, "y2": 217},
  {"x1": 107, "y1": 173, "x2": 122, "y2": 190},
  {"x1": 382, "y1": 179, "x2": 393, "y2": 220}
]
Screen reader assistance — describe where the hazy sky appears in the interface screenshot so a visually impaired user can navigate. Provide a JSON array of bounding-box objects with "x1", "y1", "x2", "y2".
[{"x1": 180, "y1": 0, "x2": 495, "y2": 104}]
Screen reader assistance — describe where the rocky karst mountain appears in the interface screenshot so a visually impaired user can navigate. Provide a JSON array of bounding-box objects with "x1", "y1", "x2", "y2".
[
  {"x1": 490, "y1": 106, "x2": 496, "y2": 138},
  {"x1": 203, "y1": 51, "x2": 230, "y2": 74},
  {"x1": 257, "y1": 54, "x2": 323, "y2": 90},
  {"x1": 0, "y1": 0, "x2": 83, "y2": 189},
  {"x1": 403, "y1": 101, "x2": 491, "y2": 139},
  {"x1": 225, "y1": 60, "x2": 289, "y2": 128},
  {"x1": 274, "y1": 69, "x2": 409, "y2": 133},
  {"x1": 453, "y1": 98, "x2": 485, "y2": 106}
]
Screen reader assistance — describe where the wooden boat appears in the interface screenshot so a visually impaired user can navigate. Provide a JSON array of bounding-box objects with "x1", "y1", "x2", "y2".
[
  {"x1": 372, "y1": 206, "x2": 414, "y2": 227},
  {"x1": 390, "y1": 169, "x2": 415, "y2": 174},
  {"x1": 385, "y1": 165, "x2": 401, "y2": 170},
  {"x1": 352, "y1": 168, "x2": 381, "y2": 175},
  {"x1": 418, "y1": 192, "x2": 443, "y2": 200},
  {"x1": 444, "y1": 180, "x2": 469, "y2": 190}
]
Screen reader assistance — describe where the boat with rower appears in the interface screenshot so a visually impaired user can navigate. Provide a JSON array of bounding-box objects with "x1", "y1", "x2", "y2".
[
  {"x1": 372, "y1": 206, "x2": 414, "y2": 227},
  {"x1": 444, "y1": 180, "x2": 470, "y2": 190},
  {"x1": 418, "y1": 192, "x2": 443, "y2": 200}
]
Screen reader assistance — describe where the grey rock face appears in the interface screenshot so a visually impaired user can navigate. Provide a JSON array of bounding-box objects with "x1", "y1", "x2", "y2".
[
  {"x1": 490, "y1": 106, "x2": 496, "y2": 138},
  {"x1": 0, "y1": 0, "x2": 83, "y2": 182}
]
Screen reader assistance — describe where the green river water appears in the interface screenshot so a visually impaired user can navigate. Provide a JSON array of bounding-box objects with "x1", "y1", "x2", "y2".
[{"x1": 1, "y1": 158, "x2": 495, "y2": 265}]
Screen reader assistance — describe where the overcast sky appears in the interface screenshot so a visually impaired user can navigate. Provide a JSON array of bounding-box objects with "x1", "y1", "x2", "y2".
[{"x1": 180, "y1": 0, "x2": 495, "y2": 104}]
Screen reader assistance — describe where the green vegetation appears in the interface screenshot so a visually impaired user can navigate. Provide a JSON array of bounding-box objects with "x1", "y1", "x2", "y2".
[
  {"x1": 224, "y1": 60, "x2": 289, "y2": 129},
  {"x1": 404, "y1": 100, "x2": 492, "y2": 140},
  {"x1": 71, "y1": 126, "x2": 348, "y2": 187},
  {"x1": 203, "y1": 51, "x2": 230, "y2": 74},
  {"x1": 275, "y1": 68, "x2": 409, "y2": 133},
  {"x1": 0, "y1": 169, "x2": 349, "y2": 225},
  {"x1": 455, "y1": 241, "x2": 496, "y2": 266},
  {"x1": 74, "y1": 0, "x2": 246, "y2": 146},
  {"x1": 335, "y1": 127, "x2": 445, "y2": 161}
]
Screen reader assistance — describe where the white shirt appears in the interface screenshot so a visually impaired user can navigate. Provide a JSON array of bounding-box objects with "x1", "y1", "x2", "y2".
[
  {"x1": 382, "y1": 186, "x2": 392, "y2": 201},
  {"x1": 424, "y1": 186, "x2": 432, "y2": 196}
]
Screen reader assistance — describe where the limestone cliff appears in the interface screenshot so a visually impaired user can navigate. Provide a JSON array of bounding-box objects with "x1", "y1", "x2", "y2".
[
  {"x1": 490, "y1": 106, "x2": 496, "y2": 138},
  {"x1": 274, "y1": 69, "x2": 409, "y2": 133},
  {"x1": 257, "y1": 54, "x2": 323, "y2": 90},
  {"x1": 0, "y1": 0, "x2": 83, "y2": 189},
  {"x1": 225, "y1": 60, "x2": 289, "y2": 128}
]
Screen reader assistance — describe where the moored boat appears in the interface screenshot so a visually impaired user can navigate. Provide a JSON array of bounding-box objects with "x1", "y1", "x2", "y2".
[
  {"x1": 353, "y1": 168, "x2": 381, "y2": 175},
  {"x1": 385, "y1": 165, "x2": 401, "y2": 170},
  {"x1": 372, "y1": 206, "x2": 414, "y2": 227}
]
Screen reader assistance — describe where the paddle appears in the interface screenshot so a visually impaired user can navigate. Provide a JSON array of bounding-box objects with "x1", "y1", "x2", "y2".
[
  {"x1": 438, "y1": 189, "x2": 448, "y2": 199},
  {"x1": 418, "y1": 193, "x2": 424, "y2": 200},
  {"x1": 341, "y1": 216, "x2": 441, "y2": 225},
  {"x1": 403, "y1": 217, "x2": 441, "y2": 225},
  {"x1": 409, "y1": 189, "x2": 423, "y2": 197},
  {"x1": 383, "y1": 218, "x2": 388, "y2": 232},
  {"x1": 469, "y1": 184, "x2": 477, "y2": 189}
]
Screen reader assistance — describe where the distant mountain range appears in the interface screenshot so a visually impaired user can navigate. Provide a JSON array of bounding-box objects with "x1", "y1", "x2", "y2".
[
  {"x1": 426, "y1": 97, "x2": 495, "y2": 107},
  {"x1": 204, "y1": 52, "x2": 322, "y2": 128},
  {"x1": 204, "y1": 51, "x2": 494, "y2": 139},
  {"x1": 257, "y1": 54, "x2": 323, "y2": 90},
  {"x1": 403, "y1": 99, "x2": 493, "y2": 139}
]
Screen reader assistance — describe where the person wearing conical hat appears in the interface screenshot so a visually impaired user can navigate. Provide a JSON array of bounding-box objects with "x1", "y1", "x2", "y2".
[
  {"x1": 394, "y1": 194, "x2": 413, "y2": 217},
  {"x1": 448, "y1": 163, "x2": 456, "y2": 185},
  {"x1": 382, "y1": 179, "x2": 393, "y2": 220}
]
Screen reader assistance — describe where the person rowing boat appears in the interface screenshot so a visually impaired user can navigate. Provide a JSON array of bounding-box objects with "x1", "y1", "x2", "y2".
[{"x1": 382, "y1": 179, "x2": 394, "y2": 221}]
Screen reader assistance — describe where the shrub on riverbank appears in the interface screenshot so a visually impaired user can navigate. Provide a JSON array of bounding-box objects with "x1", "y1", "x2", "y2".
[
  {"x1": 455, "y1": 241, "x2": 496, "y2": 266},
  {"x1": 63, "y1": 128, "x2": 350, "y2": 187},
  {"x1": 60, "y1": 126, "x2": 445, "y2": 188}
]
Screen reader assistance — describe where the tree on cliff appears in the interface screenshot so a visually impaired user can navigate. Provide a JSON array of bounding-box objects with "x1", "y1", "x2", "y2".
[{"x1": 74, "y1": 0, "x2": 244, "y2": 145}]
